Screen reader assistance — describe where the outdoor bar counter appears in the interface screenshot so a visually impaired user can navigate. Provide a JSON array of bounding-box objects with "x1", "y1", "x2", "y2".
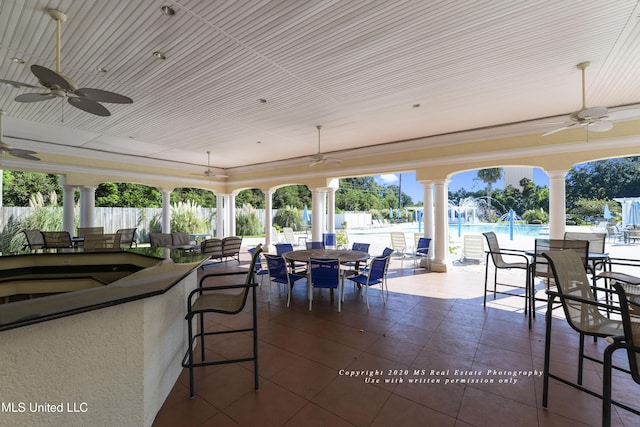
[{"x1": 0, "y1": 248, "x2": 210, "y2": 427}]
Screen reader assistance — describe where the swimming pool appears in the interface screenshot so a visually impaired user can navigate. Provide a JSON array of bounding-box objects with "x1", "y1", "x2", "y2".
[{"x1": 406, "y1": 223, "x2": 549, "y2": 238}]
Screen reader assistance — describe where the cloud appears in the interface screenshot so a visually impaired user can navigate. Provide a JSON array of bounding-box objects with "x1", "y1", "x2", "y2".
[{"x1": 377, "y1": 174, "x2": 398, "y2": 184}]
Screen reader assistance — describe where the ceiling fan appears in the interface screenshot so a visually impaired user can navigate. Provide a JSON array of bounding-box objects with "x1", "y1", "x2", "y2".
[
  {"x1": 192, "y1": 151, "x2": 228, "y2": 179},
  {"x1": 308, "y1": 125, "x2": 341, "y2": 166},
  {"x1": 3, "y1": 9, "x2": 132, "y2": 117},
  {"x1": 543, "y1": 61, "x2": 640, "y2": 136},
  {"x1": 0, "y1": 110, "x2": 39, "y2": 161}
]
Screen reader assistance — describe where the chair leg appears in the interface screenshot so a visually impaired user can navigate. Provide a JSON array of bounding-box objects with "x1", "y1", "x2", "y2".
[
  {"x1": 602, "y1": 342, "x2": 617, "y2": 427},
  {"x1": 187, "y1": 316, "x2": 196, "y2": 399},
  {"x1": 365, "y1": 284, "x2": 370, "y2": 310},
  {"x1": 483, "y1": 254, "x2": 490, "y2": 307},
  {"x1": 251, "y1": 284, "x2": 259, "y2": 391},
  {"x1": 199, "y1": 313, "x2": 205, "y2": 361},
  {"x1": 578, "y1": 333, "x2": 585, "y2": 385},
  {"x1": 542, "y1": 295, "x2": 554, "y2": 408}
]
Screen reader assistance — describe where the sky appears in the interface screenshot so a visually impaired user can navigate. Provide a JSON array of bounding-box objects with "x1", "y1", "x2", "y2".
[{"x1": 375, "y1": 168, "x2": 550, "y2": 204}]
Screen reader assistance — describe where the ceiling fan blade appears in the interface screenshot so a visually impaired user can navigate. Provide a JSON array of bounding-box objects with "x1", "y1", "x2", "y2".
[
  {"x1": 0, "y1": 78, "x2": 39, "y2": 89},
  {"x1": 31, "y1": 64, "x2": 73, "y2": 91},
  {"x1": 577, "y1": 106, "x2": 608, "y2": 120},
  {"x1": 15, "y1": 92, "x2": 56, "y2": 102},
  {"x1": 8, "y1": 149, "x2": 40, "y2": 161},
  {"x1": 68, "y1": 97, "x2": 110, "y2": 116},
  {"x1": 75, "y1": 88, "x2": 133, "y2": 104},
  {"x1": 542, "y1": 122, "x2": 580, "y2": 136},
  {"x1": 606, "y1": 108, "x2": 640, "y2": 121},
  {"x1": 587, "y1": 120, "x2": 613, "y2": 132}
]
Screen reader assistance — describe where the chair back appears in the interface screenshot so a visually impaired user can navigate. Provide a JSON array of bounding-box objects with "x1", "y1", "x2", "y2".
[
  {"x1": 416, "y1": 237, "x2": 431, "y2": 255},
  {"x1": 150, "y1": 233, "x2": 172, "y2": 247},
  {"x1": 351, "y1": 242, "x2": 370, "y2": 253},
  {"x1": 172, "y1": 232, "x2": 191, "y2": 246},
  {"x1": 264, "y1": 254, "x2": 289, "y2": 283},
  {"x1": 84, "y1": 233, "x2": 107, "y2": 250},
  {"x1": 368, "y1": 256, "x2": 389, "y2": 282},
  {"x1": 246, "y1": 244, "x2": 263, "y2": 286},
  {"x1": 563, "y1": 231, "x2": 606, "y2": 253},
  {"x1": 381, "y1": 247, "x2": 394, "y2": 257},
  {"x1": 534, "y1": 238, "x2": 589, "y2": 279},
  {"x1": 22, "y1": 230, "x2": 44, "y2": 250},
  {"x1": 42, "y1": 231, "x2": 72, "y2": 248},
  {"x1": 222, "y1": 236, "x2": 243, "y2": 256},
  {"x1": 116, "y1": 228, "x2": 137, "y2": 248},
  {"x1": 282, "y1": 227, "x2": 296, "y2": 244},
  {"x1": 201, "y1": 238, "x2": 223, "y2": 255},
  {"x1": 309, "y1": 258, "x2": 340, "y2": 289},
  {"x1": 275, "y1": 243, "x2": 294, "y2": 256},
  {"x1": 306, "y1": 241, "x2": 325, "y2": 249},
  {"x1": 390, "y1": 232, "x2": 406, "y2": 252},
  {"x1": 542, "y1": 250, "x2": 605, "y2": 334},
  {"x1": 612, "y1": 283, "x2": 640, "y2": 384},
  {"x1": 322, "y1": 233, "x2": 336, "y2": 248},
  {"x1": 248, "y1": 247, "x2": 265, "y2": 273},
  {"x1": 483, "y1": 232, "x2": 509, "y2": 268},
  {"x1": 77, "y1": 227, "x2": 104, "y2": 238}
]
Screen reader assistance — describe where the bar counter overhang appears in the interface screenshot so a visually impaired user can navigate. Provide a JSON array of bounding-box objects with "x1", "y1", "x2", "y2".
[{"x1": 0, "y1": 248, "x2": 210, "y2": 427}]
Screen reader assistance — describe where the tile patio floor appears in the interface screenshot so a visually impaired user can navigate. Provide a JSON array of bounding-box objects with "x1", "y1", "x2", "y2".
[{"x1": 152, "y1": 252, "x2": 638, "y2": 426}]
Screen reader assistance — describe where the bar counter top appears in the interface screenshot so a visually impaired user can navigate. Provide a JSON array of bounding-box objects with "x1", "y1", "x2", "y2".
[{"x1": 0, "y1": 248, "x2": 210, "y2": 331}]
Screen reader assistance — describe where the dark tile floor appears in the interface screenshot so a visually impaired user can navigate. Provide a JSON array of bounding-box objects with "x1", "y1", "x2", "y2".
[{"x1": 152, "y1": 255, "x2": 638, "y2": 426}]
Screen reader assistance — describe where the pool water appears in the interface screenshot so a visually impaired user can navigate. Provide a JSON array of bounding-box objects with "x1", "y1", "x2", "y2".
[{"x1": 406, "y1": 223, "x2": 549, "y2": 238}]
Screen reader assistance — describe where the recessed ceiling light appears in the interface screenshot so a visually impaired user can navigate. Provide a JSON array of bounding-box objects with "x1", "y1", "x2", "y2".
[
  {"x1": 412, "y1": 103, "x2": 421, "y2": 108},
  {"x1": 258, "y1": 98, "x2": 267, "y2": 104},
  {"x1": 257, "y1": 141, "x2": 262, "y2": 144},
  {"x1": 161, "y1": 5, "x2": 176, "y2": 16},
  {"x1": 95, "y1": 66, "x2": 108, "y2": 73},
  {"x1": 152, "y1": 51, "x2": 167, "y2": 60},
  {"x1": 10, "y1": 57, "x2": 25, "y2": 64}
]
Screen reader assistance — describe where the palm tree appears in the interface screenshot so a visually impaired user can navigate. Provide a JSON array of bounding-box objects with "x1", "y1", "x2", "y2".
[{"x1": 477, "y1": 168, "x2": 502, "y2": 210}]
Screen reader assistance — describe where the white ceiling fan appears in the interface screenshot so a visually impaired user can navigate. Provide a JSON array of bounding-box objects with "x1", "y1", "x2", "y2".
[
  {"x1": 0, "y1": 9, "x2": 132, "y2": 117},
  {"x1": 308, "y1": 125, "x2": 341, "y2": 166},
  {"x1": 192, "y1": 151, "x2": 228, "y2": 179},
  {"x1": 543, "y1": 61, "x2": 640, "y2": 136},
  {"x1": 0, "y1": 110, "x2": 39, "y2": 161}
]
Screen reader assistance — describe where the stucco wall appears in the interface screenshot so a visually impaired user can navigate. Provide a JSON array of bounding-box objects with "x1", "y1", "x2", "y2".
[{"x1": 0, "y1": 272, "x2": 196, "y2": 427}]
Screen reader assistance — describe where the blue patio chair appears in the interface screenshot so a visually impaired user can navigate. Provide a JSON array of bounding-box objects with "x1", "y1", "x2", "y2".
[
  {"x1": 275, "y1": 243, "x2": 294, "y2": 255},
  {"x1": 381, "y1": 247, "x2": 394, "y2": 257},
  {"x1": 264, "y1": 254, "x2": 306, "y2": 306},
  {"x1": 413, "y1": 237, "x2": 431, "y2": 271},
  {"x1": 308, "y1": 258, "x2": 342, "y2": 312},
  {"x1": 248, "y1": 247, "x2": 268, "y2": 285},
  {"x1": 344, "y1": 242, "x2": 370, "y2": 274},
  {"x1": 306, "y1": 241, "x2": 325, "y2": 249},
  {"x1": 347, "y1": 256, "x2": 390, "y2": 310}
]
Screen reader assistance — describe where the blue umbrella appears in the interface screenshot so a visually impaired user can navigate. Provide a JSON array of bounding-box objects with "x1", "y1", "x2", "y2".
[
  {"x1": 302, "y1": 205, "x2": 310, "y2": 223},
  {"x1": 603, "y1": 204, "x2": 612, "y2": 220},
  {"x1": 389, "y1": 208, "x2": 394, "y2": 219},
  {"x1": 417, "y1": 210, "x2": 423, "y2": 233}
]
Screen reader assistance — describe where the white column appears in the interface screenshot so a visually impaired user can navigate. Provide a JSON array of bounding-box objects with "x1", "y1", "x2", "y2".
[
  {"x1": 548, "y1": 170, "x2": 568, "y2": 239},
  {"x1": 62, "y1": 185, "x2": 76, "y2": 235},
  {"x1": 216, "y1": 194, "x2": 226, "y2": 238},
  {"x1": 264, "y1": 191, "x2": 273, "y2": 249},
  {"x1": 431, "y1": 179, "x2": 449, "y2": 272},
  {"x1": 311, "y1": 188, "x2": 327, "y2": 242},
  {"x1": 228, "y1": 193, "x2": 236, "y2": 236},
  {"x1": 79, "y1": 186, "x2": 96, "y2": 227},
  {"x1": 327, "y1": 187, "x2": 336, "y2": 234},
  {"x1": 161, "y1": 189, "x2": 171, "y2": 233},
  {"x1": 419, "y1": 180, "x2": 434, "y2": 267}
]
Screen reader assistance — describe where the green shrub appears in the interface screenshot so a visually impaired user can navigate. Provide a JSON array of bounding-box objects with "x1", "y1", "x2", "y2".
[
  {"x1": 273, "y1": 206, "x2": 303, "y2": 231},
  {"x1": 236, "y1": 204, "x2": 263, "y2": 236},
  {"x1": 170, "y1": 200, "x2": 208, "y2": 233},
  {"x1": 522, "y1": 208, "x2": 549, "y2": 224}
]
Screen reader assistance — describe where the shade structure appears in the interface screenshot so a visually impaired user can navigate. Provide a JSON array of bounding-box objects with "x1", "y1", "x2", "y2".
[
  {"x1": 302, "y1": 205, "x2": 310, "y2": 223},
  {"x1": 603, "y1": 204, "x2": 612, "y2": 220}
]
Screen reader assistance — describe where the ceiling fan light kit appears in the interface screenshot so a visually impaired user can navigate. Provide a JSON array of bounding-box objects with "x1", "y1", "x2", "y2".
[
  {"x1": 309, "y1": 125, "x2": 341, "y2": 166},
  {"x1": 9, "y1": 9, "x2": 133, "y2": 117}
]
